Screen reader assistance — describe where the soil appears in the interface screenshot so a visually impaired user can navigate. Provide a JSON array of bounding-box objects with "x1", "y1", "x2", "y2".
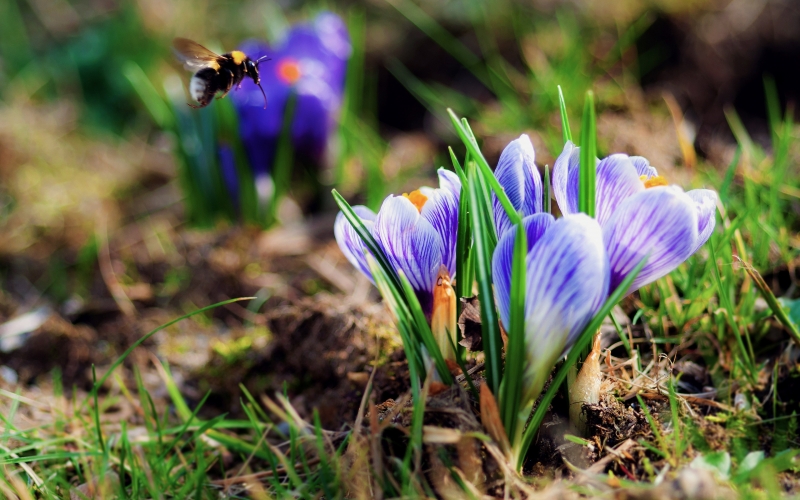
[{"x1": 0, "y1": 196, "x2": 401, "y2": 430}]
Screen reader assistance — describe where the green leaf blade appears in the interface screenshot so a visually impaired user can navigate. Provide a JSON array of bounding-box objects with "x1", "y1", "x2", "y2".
[
  {"x1": 466, "y1": 162, "x2": 503, "y2": 395},
  {"x1": 578, "y1": 90, "x2": 597, "y2": 218},
  {"x1": 501, "y1": 221, "x2": 528, "y2": 447},
  {"x1": 558, "y1": 85, "x2": 572, "y2": 144}
]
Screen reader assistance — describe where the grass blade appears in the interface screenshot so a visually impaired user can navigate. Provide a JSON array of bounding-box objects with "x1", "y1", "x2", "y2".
[
  {"x1": 578, "y1": 90, "x2": 596, "y2": 217},
  {"x1": 368, "y1": 256, "x2": 426, "y2": 384},
  {"x1": 269, "y1": 93, "x2": 297, "y2": 225},
  {"x1": 397, "y1": 270, "x2": 454, "y2": 384},
  {"x1": 558, "y1": 85, "x2": 572, "y2": 143},
  {"x1": 455, "y1": 174, "x2": 473, "y2": 313},
  {"x1": 385, "y1": 0, "x2": 484, "y2": 84},
  {"x1": 764, "y1": 75, "x2": 781, "y2": 147},
  {"x1": 83, "y1": 297, "x2": 253, "y2": 412},
  {"x1": 543, "y1": 165, "x2": 551, "y2": 214},
  {"x1": 214, "y1": 97, "x2": 259, "y2": 225},
  {"x1": 467, "y1": 162, "x2": 503, "y2": 395},
  {"x1": 448, "y1": 146, "x2": 467, "y2": 184},
  {"x1": 740, "y1": 258, "x2": 800, "y2": 347},
  {"x1": 122, "y1": 61, "x2": 173, "y2": 129},
  {"x1": 500, "y1": 221, "x2": 527, "y2": 446},
  {"x1": 91, "y1": 365, "x2": 105, "y2": 455},
  {"x1": 709, "y1": 242, "x2": 757, "y2": 384},
  {"x1": 447, "y1": 109, "x2": 521, "y2": 227}
]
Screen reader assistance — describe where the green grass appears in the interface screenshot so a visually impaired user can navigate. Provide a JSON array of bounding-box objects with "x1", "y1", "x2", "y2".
[
  {"x1": 3, "y1": 3, "x2": 800, "y2": 498},
  {"x1": 2, "y1": 98, "x2": 800, "y2": 498}
]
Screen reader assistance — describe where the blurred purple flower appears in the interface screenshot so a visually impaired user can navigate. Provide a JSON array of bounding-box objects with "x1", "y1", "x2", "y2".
[
  {"x1": 232, "y1": 13, "x2": 351, "y2": 188},
  {"x1": 552, "y1": 142, "x2": 718, "y2": 294},
  {"x1": 217, "y1": 143, "x2": 239, "y2": 207}
]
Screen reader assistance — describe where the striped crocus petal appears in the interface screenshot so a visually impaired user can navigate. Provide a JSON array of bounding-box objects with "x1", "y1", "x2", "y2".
[
  {"x1": 630, "y1": 156, "x2": 659, "y2": 179},
  {"x1": 553, "y1": 145, "x2": 643, "y2": 225},
  {"x1": 491, "y1": 213, "x2": 555, "y2": 330},
  {"x1": 374, "y1": 195, "x2": 444, "y2": 315},
  {"x1": 437, "y1": 167, "x2": 461, "y2": 199},
  {"x1": 552, "y1": 140, "x2": 583, "y2": 216},
  {"x1": 595, "y1": 154, "x2": 645, "y2": 227},
  {"x1": 419, "y1": 169, "x2": 461, "y2": 276},
  {"x1": 523, "y1": 214, "x2": 609, "y2": 401},
  {"x1": 603, "y1": 186, "x2": 699, "y2": 294},
  {"x1": 334, "y1": 206, "x2": 377, "y2": 282},
  {"x1": 493, "y1": 135, "x2": 542, "y2": 238},
  {"x1": 687, "y1": 189, "x2": 718, "y2": 254}
]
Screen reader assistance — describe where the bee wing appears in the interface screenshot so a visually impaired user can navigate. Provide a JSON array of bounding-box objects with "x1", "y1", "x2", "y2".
[{"x1": 173, "y1": 37, "x2": 222, "y2": 71}]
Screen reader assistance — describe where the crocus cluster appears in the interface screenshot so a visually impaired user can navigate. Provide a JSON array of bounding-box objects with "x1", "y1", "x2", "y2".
[
  {"x1": 335, "y1": 169, "x2": 461, "y2": 360},
  {"x1": 551, "y1": 141, "x2": 717, "y2": 292},
  {"x1": 232, "y1": 13, "x2": 351, "y2": 202},
  {"x1": 491, "y1": 134, "x2": 717, "y2": 405},
  {"x1": 334, "y1": 132, "x2": 717, "y2": 409}
]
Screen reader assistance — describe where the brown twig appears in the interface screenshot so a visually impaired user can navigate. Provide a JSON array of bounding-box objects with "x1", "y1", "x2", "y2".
[
  {"x1": 585, "y1": 438, "x2": 637, "y2": 475},
  {"x1": 211, "y1": 457, "x2": 322, "y2": 487}
]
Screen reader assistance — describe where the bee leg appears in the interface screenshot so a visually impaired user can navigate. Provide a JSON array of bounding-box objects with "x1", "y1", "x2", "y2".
[{"x1": 217, "y1": 69, "x2": 236, "y2": 99}]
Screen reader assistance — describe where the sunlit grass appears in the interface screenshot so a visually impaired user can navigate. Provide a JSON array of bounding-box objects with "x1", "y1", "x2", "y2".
[{"x1": 2, "y1": 1, "x2": 800, "y2": 498}]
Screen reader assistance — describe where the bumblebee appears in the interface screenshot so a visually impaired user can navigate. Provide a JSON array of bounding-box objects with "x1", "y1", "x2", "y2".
[{"x1": 173, "y1": 37, "x2": 270, "y2": 109}]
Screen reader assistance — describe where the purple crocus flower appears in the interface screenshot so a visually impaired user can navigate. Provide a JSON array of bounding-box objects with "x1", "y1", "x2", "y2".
[
  {"x1": 335, "y1": 169, "x2": 461, "y2": 359},
  {"x1": 491, "y1": 213, "x2": 609, "y2": 404},
  {"x1": 232, "y1": 13, "x2": 350, "y2": 192},
  {"x1": 492, "y1": 135, "x2": 543, "y2": 238},
  {"x1": 552, "y1": 141, "x2": 718, "y2": 293},
  {"x1": 334, "y1": 205, "x2": 376, "y2": 282}
]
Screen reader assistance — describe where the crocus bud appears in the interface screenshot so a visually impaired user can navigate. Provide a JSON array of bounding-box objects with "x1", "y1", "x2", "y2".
[{"x1": 569, "y1": 334, "x2": 602, "y2": 435}]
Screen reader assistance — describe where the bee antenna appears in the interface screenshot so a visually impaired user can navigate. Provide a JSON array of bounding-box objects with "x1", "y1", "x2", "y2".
[
  {"x1": 255, "y1": 55, "x2": 271, "y2": 66},
  {"x1": 257, "y1": 82, "x2": 268, "y2": 109}
]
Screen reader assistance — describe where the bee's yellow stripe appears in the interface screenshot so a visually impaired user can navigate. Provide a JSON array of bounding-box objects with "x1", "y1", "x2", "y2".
[
  {"x1": 230, "y1": 51, "x2": 246, "y2": 65},
  {"x1": 208, "y1": 60, "x2": 221, "y2": 71}
]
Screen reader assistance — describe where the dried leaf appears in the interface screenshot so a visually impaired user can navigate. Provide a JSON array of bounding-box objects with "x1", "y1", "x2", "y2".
[
  {"x1": 457, "y1": 296, "x2": 483, "y2": 351},
  {"x1": 347, "y1": 371, "x2": 370, "y2": 388},
  {"x1": 479, "y1": 384, "x2": 511, "y2": 457},
  {"x1": 430, "y1": 447, "x2": 465, "y2": 499},
  {"x1": 444, "y1": 359, "x2": 462, "y2": 375},
  {"x1": 423, "y1": 426, "x2": 462, "y2": 444},
  {"x1": 456, "y1": 437, "x2": 484, "y2": 489},
  {"x1": 429, "y1": 381, "x2": 450, "y2": 396}
]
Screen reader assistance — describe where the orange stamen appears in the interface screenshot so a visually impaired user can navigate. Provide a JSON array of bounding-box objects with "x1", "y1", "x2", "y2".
[
  {"x1": 277, "y1": 58, "x2": 302, "y2": 85},
  {"x1": 402, "y1": 190, "x2": 428, "y2": 212},
  {"x1": 640, "y1": 175, "x2": 669, "y2": 189}
]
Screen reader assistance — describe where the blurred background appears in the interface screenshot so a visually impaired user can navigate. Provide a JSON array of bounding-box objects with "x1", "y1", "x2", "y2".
[{"x1": 1, "y1": 0, "x2": 799, "y2": 425}]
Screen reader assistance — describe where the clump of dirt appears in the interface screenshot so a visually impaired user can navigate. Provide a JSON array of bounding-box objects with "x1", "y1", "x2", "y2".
[
  {"x1": 192, "y1": 293, "x2": 395, "y2": 429},
  {"x1": 0, "y1": 311, "x2": 99, "y2": 385},
  {"x1": 359, "y1": 382, "x2": 527, "y2": 497},
  {"x1": 1, "y1": 204, "x2": 399, "y2": 431},
  {"x1": 371, "y1": 349, "x2": 412, "y2": 403},
  {"x1": 584, "y1": 394, "x2": 657, "y2": 450}
]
